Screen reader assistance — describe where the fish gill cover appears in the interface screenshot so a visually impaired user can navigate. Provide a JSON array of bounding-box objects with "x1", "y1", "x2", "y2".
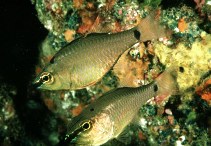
[{"x1": 0, "y1": 0, "x2": 211, "y2": 146}]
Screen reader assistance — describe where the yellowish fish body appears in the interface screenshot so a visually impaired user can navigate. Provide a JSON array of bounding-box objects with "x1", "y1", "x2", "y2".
[
  {"x1": 33, "y1": 11, "x2": 169, "y2": 90},
  {"x1": 34, "y1": 28, "x2": 140, "y2": 90},
  {"x1": 63, "y1": 69, "x2": 178, "y2": 145}
]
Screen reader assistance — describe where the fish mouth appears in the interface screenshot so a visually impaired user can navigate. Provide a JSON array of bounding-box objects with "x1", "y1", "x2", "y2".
[
  {"x1": 32, "y1": 78, "x2": 43, "y2": 89},
  {"x1": 58, "y1": 126, "x2": 84, "y2": 146}
]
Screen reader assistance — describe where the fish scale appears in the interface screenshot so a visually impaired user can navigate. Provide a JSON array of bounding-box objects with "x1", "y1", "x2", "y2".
[
  {"x1": 62, "y1": 68, "x2": 177, "y2": 145},
  {"x1": 34, "y1": 27, "x2": 140, "y2": 90},
  {"x1": 101, "y1": 83, "x2": 156, "y2": 137},
  {"x1": 34, "y1": 12, "x2": 169, "y2": 90}
]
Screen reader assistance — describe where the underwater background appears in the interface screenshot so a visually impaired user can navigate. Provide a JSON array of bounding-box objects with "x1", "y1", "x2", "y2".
[{"x1": 0, "y1": 0, "x2": 211, "y2": 145}]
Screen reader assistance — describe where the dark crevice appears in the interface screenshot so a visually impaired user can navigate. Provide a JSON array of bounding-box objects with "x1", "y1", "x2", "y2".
[
  {"x1": 0, "y1": 0, "x2": 50, "y2": 145},
  {"x1": 160, "y1": 0, "x2": 196, "y2": 9}
]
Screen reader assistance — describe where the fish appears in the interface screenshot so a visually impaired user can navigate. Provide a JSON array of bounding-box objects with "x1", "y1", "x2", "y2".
[
  {"x1": 33, "y1": 11, "x2": 170, "y2": 90},
  {"x1": 61, "y1": 68, "x2": 178, "y2": 146}
]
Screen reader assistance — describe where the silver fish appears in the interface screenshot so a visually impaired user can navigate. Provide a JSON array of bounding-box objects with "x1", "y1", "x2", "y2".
[
  {"x1": 63, "y1": 68, "x2": 178, "y2": 146},
  {"x1": 33, "y1": 12, "x2": 169, "y2": 90}
]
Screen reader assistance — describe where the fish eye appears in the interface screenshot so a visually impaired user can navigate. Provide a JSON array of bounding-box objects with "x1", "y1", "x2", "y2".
[
  {"x1": 42, "y1": 75, "x2": 49, "y2": 82},
  {"x1": 41, "y1": 72, "x2": 54, "y2": 84},
  {"x1": 81, "y1": 121, "x2": 91, "y2": 131}
]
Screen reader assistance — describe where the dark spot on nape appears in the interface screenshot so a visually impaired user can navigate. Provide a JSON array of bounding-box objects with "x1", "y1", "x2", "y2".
[
  {"x1": 134, "y1": 30, "x2": 141, "y2": 40},
  {"x1": 179, "y1": 66, "x2": 184, "y2": 73},
  {"x1": 50, "y1": 56, "x2": 55, "y2": 64},
  {"x1": 90, "y1": 108, "x2": 94, "y2": 112},
  {"x1": 154, "y1": 84, "x2": 158, "y2": 92}
]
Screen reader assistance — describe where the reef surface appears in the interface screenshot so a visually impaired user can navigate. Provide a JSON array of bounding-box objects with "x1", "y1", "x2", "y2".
[{"x1": 0, "y1": 0, "x2": 211, "y2": 146}]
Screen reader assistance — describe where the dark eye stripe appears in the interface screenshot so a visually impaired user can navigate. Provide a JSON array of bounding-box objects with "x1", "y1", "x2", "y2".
[
  {"x1": 65, "y1": 126, "x2": 83, "y2": 141},
  {"x1": 33, "y1": 78, "x2": 43, "y2": 88},
  {"x1": 58, "y1": 126, "x2": 83, "y2": 146},
  {"x1": 64, "y1": 115, "x2": 84, "y2": 142},
  {"x1": 68, "y1": 116, "x2": 83, "y2": 133}
]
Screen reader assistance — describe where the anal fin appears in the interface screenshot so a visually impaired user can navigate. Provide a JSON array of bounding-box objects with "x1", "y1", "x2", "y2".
[{"x1": 115, "y1": 126, "x2": 132, "y2": 145}]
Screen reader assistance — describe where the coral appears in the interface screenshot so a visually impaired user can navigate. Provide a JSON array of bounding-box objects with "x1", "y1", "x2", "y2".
[
  {"x1": 31, "y1": 0, "x2": 211, "y2": 145},
  {"x1": 0, "y1": 83, "x2": 24, "y2": 145},
  {"x1": 113, "y1": 43, "x2": 150, "y2": 87},
  {"x1": 196, "y1": 76, "x2": 211, "y2": 104},
  {"x1": 200, "y1": 1, "x2": 211, "y2": 33},
  {"x1": 34, "y1": 0, "x2": 150, "y2": 51},
  {"x1": 160, "y1": 6, "x2": 202, "y2": 46},
  {"x1": 136, "y1": 93, "x2": 211, "y2": 146},
  {"x1": 35, "y1": 0, "x2": 74, "y2": 34},
  {"x1": 154, "y1": 33, "x2": 211, "y2": 92},
  {"x1": 141, "y1": 0, "x2": 162, "y2": 8}
]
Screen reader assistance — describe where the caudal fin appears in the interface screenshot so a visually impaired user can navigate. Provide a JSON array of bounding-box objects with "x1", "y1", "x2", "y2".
[
  {"x1": 155, "y1": 67, "x2": 179, "y2": 96},
  {"x1": 136, "y1": 10, "x2": 172, "y2": 42}
]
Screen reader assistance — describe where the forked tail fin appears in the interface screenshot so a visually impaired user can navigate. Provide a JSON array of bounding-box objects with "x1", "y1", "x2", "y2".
[
  {"x1": 136, "y1": 10, "x2": 172, "y2": 42},
  {"x1": 155, "y1": 67, "x2": 179, "y2": 96}
]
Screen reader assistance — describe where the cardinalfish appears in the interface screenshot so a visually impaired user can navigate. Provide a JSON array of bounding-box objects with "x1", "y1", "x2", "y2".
[
  {"x1": 60, "y1": 68, "x2": 178, "y2": 146},
  {"x1": 33, "y1": 12, "x2": 170, "y2": 90}
]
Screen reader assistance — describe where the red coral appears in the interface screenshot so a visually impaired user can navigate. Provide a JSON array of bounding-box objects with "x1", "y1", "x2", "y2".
[{"x1": 196, "y1": 78, "x2": 211, "y2": 104}]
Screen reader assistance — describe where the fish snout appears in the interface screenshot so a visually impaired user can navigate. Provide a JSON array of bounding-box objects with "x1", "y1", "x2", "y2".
[
  {"x1": 32, "y1": 72, "x2": 54, "y2": 89},
  {"x1": 32, "y1": 77, "x2": 43, "y2": 89}
]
